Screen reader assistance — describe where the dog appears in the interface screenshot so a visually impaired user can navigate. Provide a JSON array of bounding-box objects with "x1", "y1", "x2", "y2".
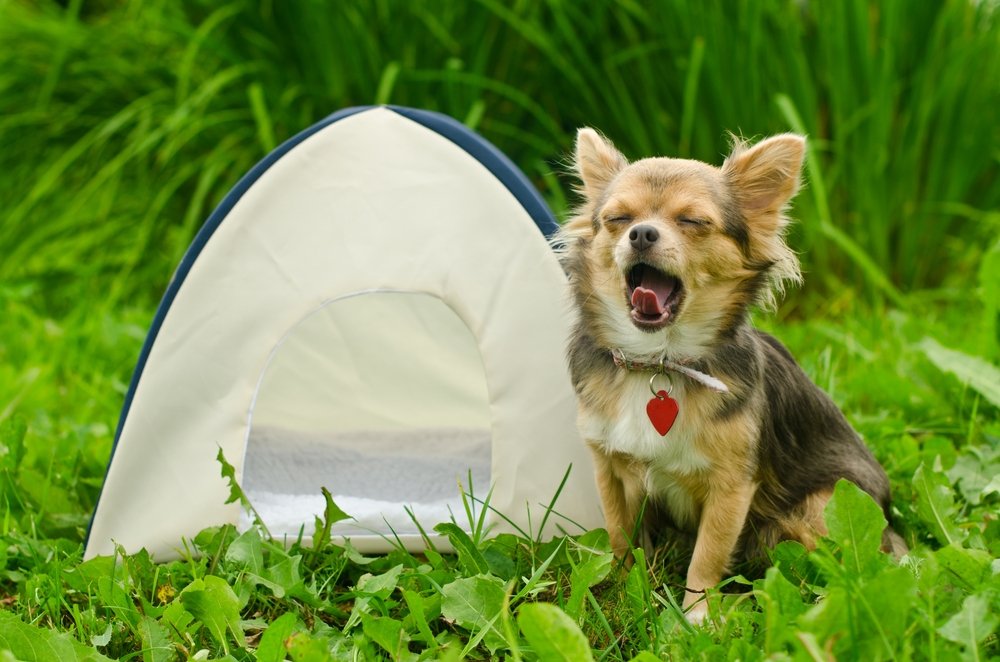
[{"x1": 555, "y1": 129, "x2": 905, "y2": 623}]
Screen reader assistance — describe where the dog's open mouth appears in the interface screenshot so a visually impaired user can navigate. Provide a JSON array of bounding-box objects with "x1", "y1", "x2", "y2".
[{"x1": 626, "y1": 264, "x2": 684, "y2": 331}]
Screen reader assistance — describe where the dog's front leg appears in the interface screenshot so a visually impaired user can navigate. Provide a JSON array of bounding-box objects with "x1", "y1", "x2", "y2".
[
  {"x1": 588, "y1": 443, "x2": 647, "y2": 560},
  {"x1": 682, "y1": 479, "x2": 756, "y2": 623}
]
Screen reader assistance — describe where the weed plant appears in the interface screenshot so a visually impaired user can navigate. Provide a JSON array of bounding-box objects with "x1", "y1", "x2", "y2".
[{"x1": 0, "y1": 0, "x2": 998, "y2": 659}]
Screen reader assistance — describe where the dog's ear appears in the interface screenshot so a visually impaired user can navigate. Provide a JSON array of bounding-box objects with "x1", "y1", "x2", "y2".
[
  {"x1": 575, "y1": 128, "x2": 628, "y2": 201},
  {"x1": 723, "y1": 133, "x2": 805, "y2": 224},
  {"x1": 724, "y1": 134, "x2": 805, "y2": 301}
]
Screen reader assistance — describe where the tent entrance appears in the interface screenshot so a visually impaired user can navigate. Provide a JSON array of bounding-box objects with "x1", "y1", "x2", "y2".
[{"x1": 242, "y1": 291, "x2": 493, "y2": 539}]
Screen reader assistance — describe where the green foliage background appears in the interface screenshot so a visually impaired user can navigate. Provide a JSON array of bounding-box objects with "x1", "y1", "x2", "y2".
[{"x1": 0, "y1": 0, "x2": 997, "y2": 659}]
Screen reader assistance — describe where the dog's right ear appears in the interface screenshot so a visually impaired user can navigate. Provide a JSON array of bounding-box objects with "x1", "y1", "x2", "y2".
[{"x1": 575, "y1": 128, "x2": 628, "y2": 201}]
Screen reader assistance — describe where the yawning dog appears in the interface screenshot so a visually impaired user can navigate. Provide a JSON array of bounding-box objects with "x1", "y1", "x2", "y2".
[{"x1": 555, "y1": 129, "x2": 905, "y2": 622}]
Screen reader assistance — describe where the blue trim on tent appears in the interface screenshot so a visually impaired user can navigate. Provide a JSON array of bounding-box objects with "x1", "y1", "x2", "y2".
[{"x1": 86, "y1": 105, "x2": 560, "y2": 547}]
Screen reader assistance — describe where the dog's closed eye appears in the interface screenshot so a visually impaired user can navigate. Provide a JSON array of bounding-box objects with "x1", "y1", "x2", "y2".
[
  {"x1": 677, "y1": 216, "x2": 707, "y2": 227},
  {"x1": 605, "y1": 214, "x2": 633, "y2": 224}
]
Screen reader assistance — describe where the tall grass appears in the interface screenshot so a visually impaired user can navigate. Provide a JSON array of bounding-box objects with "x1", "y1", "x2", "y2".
[{"x1": 1, "y1": 0, "x2": 996, "y2": 310}]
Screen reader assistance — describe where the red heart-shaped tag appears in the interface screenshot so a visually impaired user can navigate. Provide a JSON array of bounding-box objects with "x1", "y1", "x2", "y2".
[{"x1": 646, "y1": 391, "x2": 679, "y2": 436}]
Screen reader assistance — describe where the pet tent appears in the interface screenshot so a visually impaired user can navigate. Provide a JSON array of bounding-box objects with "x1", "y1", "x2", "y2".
[{"x1": 85, "y1": 106, "x2": 602, "y2": 560}]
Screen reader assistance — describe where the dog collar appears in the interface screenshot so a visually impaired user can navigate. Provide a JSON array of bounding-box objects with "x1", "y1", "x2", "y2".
[{"x1": 610, "y1": 349, "x2": 730, "y2": 394}]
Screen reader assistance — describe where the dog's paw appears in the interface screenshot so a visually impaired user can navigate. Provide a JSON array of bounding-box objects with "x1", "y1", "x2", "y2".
[{"x1": 684, "y1": 601, "x2": 710, "y2": 625}]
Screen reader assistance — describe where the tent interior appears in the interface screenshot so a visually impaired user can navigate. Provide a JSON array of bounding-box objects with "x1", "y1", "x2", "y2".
[{"x1": 242, "y1": 290, "x2": 493, "y2": 540}]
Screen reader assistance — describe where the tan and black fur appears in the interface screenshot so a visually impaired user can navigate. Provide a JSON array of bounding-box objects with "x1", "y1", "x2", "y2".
[{"x1": 556, "y1": 129, "x2": 904, "y2": 622}]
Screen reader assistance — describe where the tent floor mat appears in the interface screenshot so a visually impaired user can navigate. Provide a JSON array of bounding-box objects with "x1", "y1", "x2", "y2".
[{"x1": 242, "y1": 426, "x2": 491, "y2": 537}]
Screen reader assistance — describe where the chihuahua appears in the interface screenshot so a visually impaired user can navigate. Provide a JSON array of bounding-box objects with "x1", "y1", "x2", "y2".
[{"x1": 555, "y1": 129, "x2": 905, "y2": 622}]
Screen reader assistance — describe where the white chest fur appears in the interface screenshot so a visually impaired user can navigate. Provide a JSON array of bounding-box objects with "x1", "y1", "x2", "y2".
[{"x1": 580, "y1": 375, "x2": 712, "y2": 528}]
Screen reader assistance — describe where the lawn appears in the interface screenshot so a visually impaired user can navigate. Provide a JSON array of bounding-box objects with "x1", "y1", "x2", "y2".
[{"x1": 0, "y1": 0, "x2": 998, "y2": 660}]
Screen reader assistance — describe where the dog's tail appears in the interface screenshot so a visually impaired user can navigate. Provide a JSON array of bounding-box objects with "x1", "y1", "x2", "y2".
[{"x1": 881, "y1": 527, "x2": 909, "y2": 560}]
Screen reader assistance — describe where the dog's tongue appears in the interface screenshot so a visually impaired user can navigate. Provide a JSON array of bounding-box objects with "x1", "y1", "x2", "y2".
[{"x1": 630, "y1": 269, "x2": 676, "y2": 316}]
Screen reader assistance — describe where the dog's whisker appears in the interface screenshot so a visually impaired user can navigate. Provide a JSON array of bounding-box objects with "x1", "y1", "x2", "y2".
[{"x1": 571, "y1": 268, "x2": 621, "y2": 312}]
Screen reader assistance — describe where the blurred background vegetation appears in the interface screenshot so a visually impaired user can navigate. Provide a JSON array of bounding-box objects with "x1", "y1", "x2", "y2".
[
  {"x1": 3, "y1": 0, "x2": 998, "y2": 305},
  {"x1": 0, "y1": 0, "x2": 998, "y2": 533}
]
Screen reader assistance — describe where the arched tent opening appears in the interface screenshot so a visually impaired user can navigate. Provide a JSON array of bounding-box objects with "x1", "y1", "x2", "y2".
[
  {"x1": 85, "y1": 106, "x2": 602, "y2": 560},
  {"x1": 242, "y1": 290, "x2": 494, "y2": 541}
]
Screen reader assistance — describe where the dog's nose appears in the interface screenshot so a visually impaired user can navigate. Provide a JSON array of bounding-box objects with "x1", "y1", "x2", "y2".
[{"x1": 629, "y1": 224, "x2": 659, "y2": 252}]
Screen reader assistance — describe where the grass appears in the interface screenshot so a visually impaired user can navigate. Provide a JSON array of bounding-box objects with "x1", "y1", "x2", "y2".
[
  {"x1": 0, "y1": 0, "x2": 998, "y2": 659},
  {"x1": 1, "y1": 302, "x2": 997, "y2": 660}
]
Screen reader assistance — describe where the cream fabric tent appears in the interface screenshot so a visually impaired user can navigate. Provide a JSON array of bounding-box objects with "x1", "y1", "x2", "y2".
[{"x1": 85, "y1": 106, "x2": 602, "y2": 560}]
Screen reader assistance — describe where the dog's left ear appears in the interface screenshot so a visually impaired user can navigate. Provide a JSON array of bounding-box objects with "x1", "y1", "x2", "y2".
[
  {"x1": 724, "y1": 134, "x2": 805, "y2": 297},
  {"x1": 723, "y1": 134, "x2": 805, "y2": 226}
]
